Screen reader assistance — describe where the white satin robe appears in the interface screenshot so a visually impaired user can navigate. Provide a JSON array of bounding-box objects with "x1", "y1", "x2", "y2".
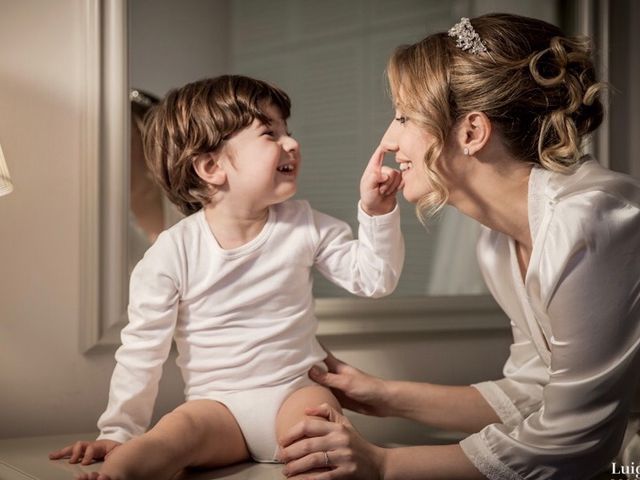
[{"x1": 460, "y1": 158, "x2": 640, "y2": 479}]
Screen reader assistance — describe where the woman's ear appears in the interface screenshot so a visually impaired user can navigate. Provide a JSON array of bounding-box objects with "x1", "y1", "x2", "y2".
[
  {"x1": 458, "y1": 112, "x2": 492, "y2": 156},
  {"x1": 193, "y1": 153, "x2": 226, "y2": 187}
]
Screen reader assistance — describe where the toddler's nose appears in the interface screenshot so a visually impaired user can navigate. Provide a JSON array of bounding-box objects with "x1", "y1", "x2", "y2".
[{"x1": 280, "y1": 135, "x2": 299, "y2": 153}]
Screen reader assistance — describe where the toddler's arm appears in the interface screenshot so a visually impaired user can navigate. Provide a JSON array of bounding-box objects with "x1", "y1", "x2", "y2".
[
  {"x1": 96, "y1": 233, "x2": 181, "y2": 444},
  {"x1": 311, "y1": 146, "x2": 404, "y2": 297}
]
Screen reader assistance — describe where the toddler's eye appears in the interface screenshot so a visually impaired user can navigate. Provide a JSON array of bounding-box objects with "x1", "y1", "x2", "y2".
[
  {"x1": 395, "y1": 116, "x2": 408, "y2": 125},
  {"x1": 262, "y1": 130, "x2": 275, "y2": 137}
]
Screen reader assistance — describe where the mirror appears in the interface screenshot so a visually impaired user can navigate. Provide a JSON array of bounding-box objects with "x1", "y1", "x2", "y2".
[
  {"x1": 81, "y1": 0, "x2": 570, "y2": 351},
  {"x1": 128, "y1": 0, "x2": 560, "y2": 296},
  {"x1": 127, "y1": 0, "x2": 492, "y2": 299}
]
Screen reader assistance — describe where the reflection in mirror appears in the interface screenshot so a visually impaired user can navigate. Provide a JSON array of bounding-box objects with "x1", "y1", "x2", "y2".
[
  {"x1": 128, "y1": 89, "x2": 182, "y2": 274},
  {"x1": 128, "y1": 0, "x2": 561, "y2": 299},
  {"x1": 128, "y1": 90, "x2": 161, "y2": 266}
]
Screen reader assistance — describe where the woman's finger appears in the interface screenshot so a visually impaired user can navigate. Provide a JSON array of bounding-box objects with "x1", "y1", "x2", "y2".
[
  {"x1": 309, "y1": 366, "x2": 350, "y2": 392},
  {"x1": 305, "y1": 403, "x2": 346, "y2": 422},
  {"x1": 323, "y1": 352, "x2": 350, "y2": 375},
  {"x1": 279, "y1": 416, "x2": 340, "y2": 448},
  {"x1": 280, "y1": 435, "x2": 335, "y2": 464},
  {"x1": 283, "y1": 450, "x2": 336, "y2": 477}
]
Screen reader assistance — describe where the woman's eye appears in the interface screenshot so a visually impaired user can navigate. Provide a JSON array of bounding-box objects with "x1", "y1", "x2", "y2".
[{"x1": 395, "y1": 116, "x2": 407, "y2": 125}]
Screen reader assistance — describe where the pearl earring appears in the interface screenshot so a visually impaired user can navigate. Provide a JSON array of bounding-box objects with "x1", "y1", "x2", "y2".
[{"x1": 463, "y1": 148, "x2": 470, "y2": 155}]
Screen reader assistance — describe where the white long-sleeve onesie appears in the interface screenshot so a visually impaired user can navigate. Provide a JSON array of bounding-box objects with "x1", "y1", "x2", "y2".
[{"x1": 97, "y1": 200, "x2": 404, "y2": 444}]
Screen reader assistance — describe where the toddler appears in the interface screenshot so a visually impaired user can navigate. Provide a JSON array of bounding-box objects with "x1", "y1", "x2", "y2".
[{"x1": 49, "y1": 75, "x2": 404, "y2": 479}]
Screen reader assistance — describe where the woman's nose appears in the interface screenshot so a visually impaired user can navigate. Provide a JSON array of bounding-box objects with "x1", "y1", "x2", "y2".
[{"x1": 380, "y1": 121, "x2": 399, "y2": 152}]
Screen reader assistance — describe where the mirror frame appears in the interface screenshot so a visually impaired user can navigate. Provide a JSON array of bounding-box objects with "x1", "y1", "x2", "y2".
[
  {"x1": 80, "y1": 0, "x2": 130, "y2": 352},
  {"x1": 79, "y1": 0, "x2": 624, "y2": 352}
]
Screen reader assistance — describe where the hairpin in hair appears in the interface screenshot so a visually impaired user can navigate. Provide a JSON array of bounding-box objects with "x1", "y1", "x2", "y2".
[{"x1": 448, "y1": 17, "x2": 488, "y2": 55}]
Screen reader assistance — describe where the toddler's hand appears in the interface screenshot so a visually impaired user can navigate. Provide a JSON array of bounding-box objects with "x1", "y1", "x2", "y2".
[
  {"x1": 360, "y1": 145, "x2": 402, "y2": 216},
  {"x1": 49, "y1": 439, "x2": 121, "y2": 466}
]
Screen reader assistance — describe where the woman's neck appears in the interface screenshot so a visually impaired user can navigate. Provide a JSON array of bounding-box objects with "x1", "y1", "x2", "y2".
[
  {"x1": 202, "y1": 202, "x2": 270, "y2": 250},
  {"x1": 447, "y1": 151, "x2": 533, "y2": 250}
]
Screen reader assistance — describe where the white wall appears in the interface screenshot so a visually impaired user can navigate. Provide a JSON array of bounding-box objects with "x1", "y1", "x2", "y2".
[
  {"x1": 0, "y1": 0, "x2": 513, "y2": 443},
  {"x1": 0, "y1": 0, "x2": 105, "y2": 437},
  {"x1": 0, "y1": 0, "x2": 188, "y2": 439}
]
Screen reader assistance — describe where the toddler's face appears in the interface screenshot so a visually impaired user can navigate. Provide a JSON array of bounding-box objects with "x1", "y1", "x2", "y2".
[{"x1": 220, "y1": 103, "x2": 301, "y2": 210}]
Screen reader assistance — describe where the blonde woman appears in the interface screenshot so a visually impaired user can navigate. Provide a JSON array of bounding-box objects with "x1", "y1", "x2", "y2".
[{"x1": 279, "y1": 14, "x2": 640, "y2": 480}]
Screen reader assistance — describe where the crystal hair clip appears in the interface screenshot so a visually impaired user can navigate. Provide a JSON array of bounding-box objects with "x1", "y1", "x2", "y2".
[{"x1": 448, "y1": 17, "x2": 488, "y2": 55}]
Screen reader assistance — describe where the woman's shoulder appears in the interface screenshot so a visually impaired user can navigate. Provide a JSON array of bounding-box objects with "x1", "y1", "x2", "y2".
[
  {"x1": 536, "y1": 160, "x2": 640, "y2": 280},
  {"x1": 535, "y1": 159, "x2": 640, "y2": 247},
  {"x1": 528, "y1": 162, "x2": 640, "y2": 309},
  {"x1": 545, "y1": 157, "x2": 640, "y2": 208},
  {"x1": 546, "y1": 160, "x2": 640, "y2": 231}
]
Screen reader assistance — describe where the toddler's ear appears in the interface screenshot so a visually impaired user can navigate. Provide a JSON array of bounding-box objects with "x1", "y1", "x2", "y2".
[{"x1": 193, "y1": 153, "x2": 226, "y2": 186}]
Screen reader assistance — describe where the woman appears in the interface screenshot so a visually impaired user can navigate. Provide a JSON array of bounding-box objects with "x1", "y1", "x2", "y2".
[{"x1": 278, "y1": 14, "x2": 640, "y2": 480}]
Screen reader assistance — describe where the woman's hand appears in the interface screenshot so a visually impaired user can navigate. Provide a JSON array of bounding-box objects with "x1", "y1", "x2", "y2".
[
  {"x1": 279, "y1": 403, "x2": 386, "y2": 479},
  {"x1": 360, "y1": 145, "x2": 403, "y2": 216},
  {"x1": 48, "y1": 439, "x2": 121, "y2": 465},
  {"x1": 310, "y1": 351, "x2": 391, "y2": 417}
]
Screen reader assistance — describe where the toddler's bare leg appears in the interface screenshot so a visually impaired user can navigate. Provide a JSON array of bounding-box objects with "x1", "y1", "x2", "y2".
[
  {"x1": 275, "y1": 385, "x2": 341, "y2": 446},
  {"x1": 98, "y1": 400, "x2": 249, "y2": 480}
]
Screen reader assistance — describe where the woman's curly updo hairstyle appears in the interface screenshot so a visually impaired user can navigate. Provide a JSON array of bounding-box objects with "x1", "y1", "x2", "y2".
[
  {"x1": 387, "y1": 13, "x2": 605, "y2": 219},
  {"x1": 143, "y1": 75, "x2": 291, "y2": 215}
]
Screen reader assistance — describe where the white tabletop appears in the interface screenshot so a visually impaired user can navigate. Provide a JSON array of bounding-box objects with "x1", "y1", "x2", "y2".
[{"x1": 0, "y1": 433, "x2": 284, "y2": 480}]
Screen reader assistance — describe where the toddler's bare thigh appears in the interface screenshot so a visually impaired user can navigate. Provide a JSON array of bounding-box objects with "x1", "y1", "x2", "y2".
[
  {"x1": 275, "y1": 385, "x2": 341, "y2": 442},
  {"x1": 170, "y1": 399, "x2": 250, "y2": 468}
]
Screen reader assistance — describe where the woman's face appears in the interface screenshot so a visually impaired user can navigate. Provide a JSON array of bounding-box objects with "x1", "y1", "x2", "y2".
[{"x1": 380, "y1": 107, "x2": 437, "y2": 204}]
